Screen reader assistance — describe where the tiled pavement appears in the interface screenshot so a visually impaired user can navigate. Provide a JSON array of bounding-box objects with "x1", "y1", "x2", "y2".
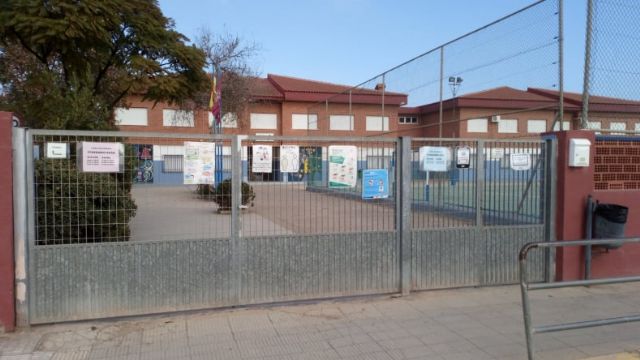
[{"x1": 1, "y1": 284, "x2": 639, "y2": 360}]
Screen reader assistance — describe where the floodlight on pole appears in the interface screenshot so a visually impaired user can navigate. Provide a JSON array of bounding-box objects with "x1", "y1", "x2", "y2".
[{"x1": 449, "y1": 76, "x2": 463, "y2": 98}]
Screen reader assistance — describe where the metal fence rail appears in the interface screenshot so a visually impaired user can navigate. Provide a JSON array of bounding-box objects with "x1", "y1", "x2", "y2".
[{"x1": 519, "y1": 238, "x2": 640, "y2": 360}]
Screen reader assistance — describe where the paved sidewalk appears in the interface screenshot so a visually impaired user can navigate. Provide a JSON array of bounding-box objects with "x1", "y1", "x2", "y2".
[{"x1": 1, "y1": 284, "x2": 639, "y2": 360}]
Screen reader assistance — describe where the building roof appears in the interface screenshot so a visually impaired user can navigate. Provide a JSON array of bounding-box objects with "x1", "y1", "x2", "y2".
[
  {"x1": 528, "y1": 88, "x2": 640, "y2": 113},
  {"x1": 404, "y1": 86, "x2": 565, "y2": 114},
  {"x1": 249, "y1": 73, "x2": 408, "y2": 105},
  {"x1": 248, "y1": 77, "x2": 284, "y2": 101}
]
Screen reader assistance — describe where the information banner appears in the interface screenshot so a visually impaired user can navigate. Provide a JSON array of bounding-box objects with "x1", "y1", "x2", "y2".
[
  {"x1": 183, "y1": 142, "x2": 215, "y2": 185},
  {"x1": 362, "y1": 169, "x2": 389, "y2": 199},
  {"x1": 419, "y1": 146, "x2": 451, "y2": 172},
  {"x1": 252, "y1": 145, "x2": 273, "y2": 173},
  {"x1": 328, "y1": 145, "x2": 357, "y2": 188},
  {"x1": 77, "y1": 142, "x2": 122, "y2": 173},
  {"x1": 510, "y1": 153, "x2": 532, "y2": 171},
  {"x1": 280, "y1": 145, "x2": 300, "y2": 173}
]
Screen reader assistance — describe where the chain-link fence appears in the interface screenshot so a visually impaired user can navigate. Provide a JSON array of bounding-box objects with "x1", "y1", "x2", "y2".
[
  {"x1": 307, "y1": 0, "x2": 562, "y2": 140},
  {"x1": 582, "y1": 0, "x2": 640, "y2": 134}
]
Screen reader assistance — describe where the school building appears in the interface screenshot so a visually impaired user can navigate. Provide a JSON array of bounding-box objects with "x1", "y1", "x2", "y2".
[{"x1": 115, "y1": 74, "x2": 640, "y2": 184}]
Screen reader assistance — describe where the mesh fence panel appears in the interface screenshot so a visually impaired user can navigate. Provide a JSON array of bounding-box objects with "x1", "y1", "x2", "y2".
[
  {"x1": 33, "y1": 133, "x2": 233, "y2": 245},
  {"x1": 307, "y1": 0, "x2": 560, "y2": 140},
  {"x1": 584, "y1": 0, "x2": 640, "y2": 134},
  {"x1": 241, "y1": 136, "x2": 397, "y2": 236}
]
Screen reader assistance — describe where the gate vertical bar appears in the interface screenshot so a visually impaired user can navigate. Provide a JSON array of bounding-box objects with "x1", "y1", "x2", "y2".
[
  {"x1": 11, "y1": 128, "x2": 28, "y2": 326},
  {"x1": 476, "y1": 140, "x2": 485, "y2": 226},
  {"x1": 397, "y1": 137, "x2": 412, "y2": 295},
  {"x1": 231, "y1": 135, "x2": 244, "y2": 304},
  {"x1": 25, "y1": 130, "x2": 35, "y2": 325},
  {"x1": 544, "y1": 138, "x2": 558, "y2": 282},
  {"x1": 438, "y1": 46, "x2": 444, "y2": 139}
]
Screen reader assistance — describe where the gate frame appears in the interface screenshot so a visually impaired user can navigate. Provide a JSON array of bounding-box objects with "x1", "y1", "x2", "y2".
[{"x1": 13, "y1": 129, "x2": 556, "y2": 326}]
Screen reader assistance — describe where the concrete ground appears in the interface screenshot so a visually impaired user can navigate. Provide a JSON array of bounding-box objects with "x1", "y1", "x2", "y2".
[
  {"x1": 129, "y1": 184, "x2": 471, "y2": 241},
  {"x1": 1, "y1": 284, "x2": 639, "y2": 360}
]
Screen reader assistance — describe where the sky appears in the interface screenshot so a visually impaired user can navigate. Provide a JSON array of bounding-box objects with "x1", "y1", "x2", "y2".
[{"x1": 159, "y1": 0, "x2": 588, "y2": 94}]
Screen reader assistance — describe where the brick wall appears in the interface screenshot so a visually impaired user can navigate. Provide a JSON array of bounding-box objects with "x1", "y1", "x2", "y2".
[{"x1": 593, "y1": 138, "x2": 640, "y2": 190}]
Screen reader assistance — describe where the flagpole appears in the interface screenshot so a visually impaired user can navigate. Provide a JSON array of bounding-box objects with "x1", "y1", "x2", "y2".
[{"x1": 213, "y1": 66, "x2": 224, "y2": 186}]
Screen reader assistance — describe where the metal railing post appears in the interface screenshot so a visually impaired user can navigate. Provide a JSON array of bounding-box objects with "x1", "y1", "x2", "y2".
[
  {"x1": 397, "y1": 137, "x2": 412, "y2": 295},
  {"x1": 519, "y1": 244, "x2": 536, "y2": 360}
]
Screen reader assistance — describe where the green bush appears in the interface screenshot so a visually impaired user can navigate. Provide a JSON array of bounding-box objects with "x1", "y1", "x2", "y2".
[
  {"x1": 35, "y1": 159, "x2": 137, "y2": 244},
  {"x1": 200, "y1": 179, "x2": 255, "y2": 211}
]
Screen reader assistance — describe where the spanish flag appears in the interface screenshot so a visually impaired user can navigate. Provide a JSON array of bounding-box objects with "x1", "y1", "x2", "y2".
[{"x1": 209, "y1": 73, "x2": 222, "y2": 126}]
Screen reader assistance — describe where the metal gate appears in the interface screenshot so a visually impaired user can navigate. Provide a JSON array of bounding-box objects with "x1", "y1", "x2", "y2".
[{"x1": 12, "y1": 129, "x2": 555, "y2": 324}]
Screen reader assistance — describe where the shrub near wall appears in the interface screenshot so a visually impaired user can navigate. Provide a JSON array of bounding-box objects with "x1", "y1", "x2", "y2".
[{"x1": 35, "y1": 158, "x2": 137, "y2": 245}]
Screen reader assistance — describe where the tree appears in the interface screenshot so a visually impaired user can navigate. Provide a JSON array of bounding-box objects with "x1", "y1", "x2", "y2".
[
  {"x1": 193, "y1": 28, "x2": 260, "y2": 129},
  {"x1": 0, "y1": 0, "x2": 208, "y2": 129}
]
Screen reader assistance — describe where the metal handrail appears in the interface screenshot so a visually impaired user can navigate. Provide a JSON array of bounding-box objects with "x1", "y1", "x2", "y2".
[{"x1": 519, "y1": 238, "x2": 640, "y2": 360}]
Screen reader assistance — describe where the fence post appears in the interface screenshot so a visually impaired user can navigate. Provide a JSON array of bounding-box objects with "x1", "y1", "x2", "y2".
[
  {"x1": 397, "y1": 137, "x2": 412, "y2": 295},
  {"x1": 476, "y1": 140, "x2": 485, "y2": 226},
  {"x1": 581, "y1": 0, "x2": 594, "y2": 129},
  {"x1": 231, "y1": 135, "x2": 245, "y2": 304},
  {"x1": 13, "y1": 128, "x2": 31, "y2": 327}
]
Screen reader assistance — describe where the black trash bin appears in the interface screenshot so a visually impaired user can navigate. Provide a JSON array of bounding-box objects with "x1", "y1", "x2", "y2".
[{"x1": 593, "y1": 204, "x2": 628, "y2": 249}]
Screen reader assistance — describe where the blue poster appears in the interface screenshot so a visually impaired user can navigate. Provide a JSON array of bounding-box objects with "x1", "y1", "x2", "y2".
[{"x1": 362, "y1": 169, "x2": 389, "y2": 199}]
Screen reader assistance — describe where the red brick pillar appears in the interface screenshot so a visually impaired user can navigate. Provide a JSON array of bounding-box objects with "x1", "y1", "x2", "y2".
[
  {"x1": 0, "y1": 112, "x2": 15, "y2": 332},
  {"x1": 553, "y1": 130, "x2": 640, "y2": 280},
  {"x1": 552, "y1": 130, "x2": 596, "y2": 281}
]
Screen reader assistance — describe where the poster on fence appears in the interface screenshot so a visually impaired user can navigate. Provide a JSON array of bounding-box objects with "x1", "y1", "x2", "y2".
[
  {"x1": 133, "y1": 144, "x2": 154, "y2": 184},
  {"x1": 45, "y1": 142, "x2": 69, "y2": 159},
  {"x1": 362, "y1": 169, "x2": 389, "y2": 199},
  {"x1": 328, "y1": 145, "x2": 358, "y2": 188},
  {"x1": 510, "y1": 153, "x2": 531, "y2": 171},
  {"x1": 183, "y1": 141, "x2": 215, "y2": 185},
  {"x1": 456, "y1": 146, "x2": 471, "y2": 169},
  {"x1": 280, "y1": 145, "x2": 300, "y2": 173},
  {"x1": 77, "y1": 142, "x2": 123, "y2": 173},
  {"x1": 252, "y1": 145, "x2": 273, "y2": 173},
  {"x1": 419, "y1": 146, "x2": 451, "y2": 172}
]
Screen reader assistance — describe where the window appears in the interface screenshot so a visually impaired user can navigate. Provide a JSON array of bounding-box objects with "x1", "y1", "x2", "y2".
[
  {"x1": 163, "y1": 155, "x2": 183, "y2": 173},
  {"x1": 366, "y1": 116, "x2": 389, "y2": 131},
  {"x1": 163, "y1": 109, "x2": 195, "y2": 127},
  {"x1": 553, "y1": 121, "x2": 572, "y2": 131},
  {"x1": 209, "y1": 112, "x2": 238, "y2": 128},
  {"x1": 527, "y1": 120, "x2": 547, "y2": 133},
  {"x1": 610, "y1": 122, "x2": 626, "y2": 131},
  {"x1": 115, "y1": 108, "x2": 148, "y2": 126},
  {"x1": 586, "y1": 121, "x2": 601, "y2": 130},
  {"x1": 292, "y1": 114, "x2": 318, "y2": 130},
  {"x1": 329, "y1": 115, "x2": 354, "y2": 131},
  {"x1": 399, "y1": 116, "x2": 418, "y2": 124},
  {"x1": 498, "y1": 119, "x2": 518, "y2": 133},
  {"x1": 467, "y1": 118, "x2": 488, "y2": 133},
  {"x1": 250, "y1": 113, "x2": 278, "y2": 129}
]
